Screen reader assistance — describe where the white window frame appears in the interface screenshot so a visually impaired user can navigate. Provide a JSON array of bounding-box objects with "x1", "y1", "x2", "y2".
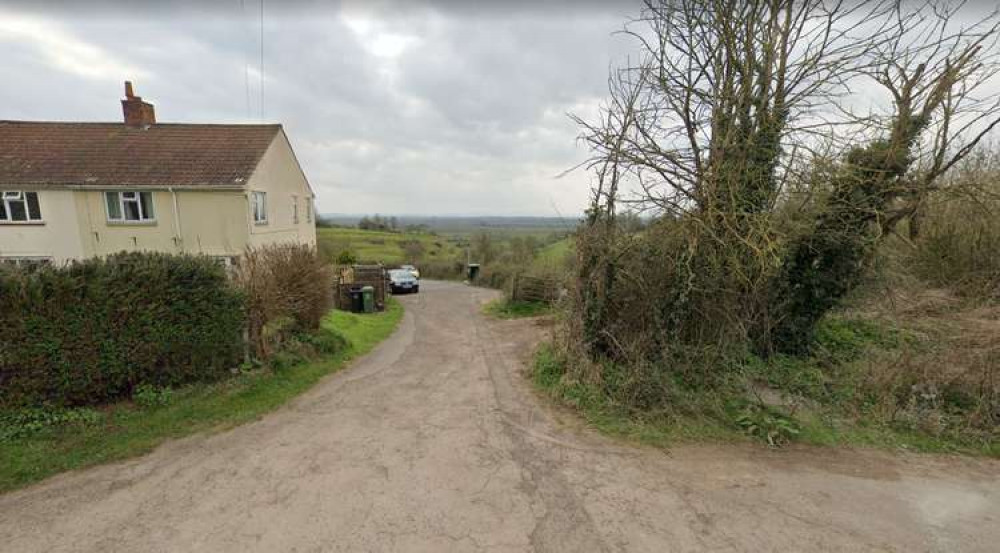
[
  {"x1": 0, "y1": 256, "x2": 52, "y2": 269},
  {"x1": 292, "y1": 195, "x2": 299, "y2": 224},
  {"x1": 0, "y1": 190, "x2": 43, "y2": 223},
  {"x1": 105, "y1": 190, "x2": 155, "y2": 223},
  {"x1": 210, "y1": 255, "x2": 238, "y2": 268},
  {"x1": 252, "y1": 191, "x2": 268, "y2": 225},
  {"x1": 306, "y1": 197, "x2": 312, "y2": 223}
]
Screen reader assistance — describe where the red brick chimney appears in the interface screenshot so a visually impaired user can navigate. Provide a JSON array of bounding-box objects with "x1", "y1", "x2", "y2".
[{"x1": 121, "y1": 81, "x2": 155, "y2": 127}]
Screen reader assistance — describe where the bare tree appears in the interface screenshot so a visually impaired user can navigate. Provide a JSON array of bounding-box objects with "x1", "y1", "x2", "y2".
[
  {"x1": 573, "y1": 69, "x2": 643, "y2": 356},
  {"x1": 574, "y1": 0, "x2": 1000, "y2": 358},
  {"x1": 871, "y1": 4, "x2": 1000, "y2": 238},
  {"x1": 579, "y1": 0, "x2": 909, "y2": 216},
  {"x1": 769, "y1": 2, "x2": 1000, "y2": 352}
]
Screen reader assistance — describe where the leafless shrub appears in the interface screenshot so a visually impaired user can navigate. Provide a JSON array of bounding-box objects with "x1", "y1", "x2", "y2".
[
  {"x1": 232, "y1": 244, "x2": 334, "y2": 359},
  {"x1": 909, "y1": 148, "x2": 1000, "y2": 300}
]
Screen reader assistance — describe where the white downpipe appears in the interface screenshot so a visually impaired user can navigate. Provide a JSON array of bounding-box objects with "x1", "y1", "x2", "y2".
[{"x1": 169, "y1": 187, "x2": 183, "y2": 252}]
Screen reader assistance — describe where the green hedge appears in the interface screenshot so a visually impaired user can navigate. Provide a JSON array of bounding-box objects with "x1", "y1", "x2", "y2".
[{"x1": 0, "y1": 252, "x2": 246, "y2": 407}]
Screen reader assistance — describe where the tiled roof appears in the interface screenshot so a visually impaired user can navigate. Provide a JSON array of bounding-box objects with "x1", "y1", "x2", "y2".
[{"x1": 0, "y1": 121, "x2": 281, "y2": 187}]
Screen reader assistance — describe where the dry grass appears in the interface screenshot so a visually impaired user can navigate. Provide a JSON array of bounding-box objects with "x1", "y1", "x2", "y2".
[
  {"x1": 909, "y1": 159, "x2": 1000, "y2": 301},
  {"x1": 853, "y1": 285, "x2": 999, "y2": 439}
]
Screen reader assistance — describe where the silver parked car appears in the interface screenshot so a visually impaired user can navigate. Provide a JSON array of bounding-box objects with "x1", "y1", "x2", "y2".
[
  {"x1": 388, "y1": 269, "x2": 419, "y2": 294},
  {"x1": 400, "y1": 264, "x2": 420, "y2": 279}
]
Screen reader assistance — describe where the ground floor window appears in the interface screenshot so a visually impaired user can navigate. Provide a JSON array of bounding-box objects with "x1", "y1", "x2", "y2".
[
  {"x1": 0, "y1": 256, "x2": 52, "y2": 270},
  {"x1": 0, "y1": 191, "x2": 43, "y2": 222},
  {"x1": 210, "y1": 255, "x2": 238, "y2": 267},
  {"x1": 106, "y1": 191, "x2": 155, "y2": 222}
]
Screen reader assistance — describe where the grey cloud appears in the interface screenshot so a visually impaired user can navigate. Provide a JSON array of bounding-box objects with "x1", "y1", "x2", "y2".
[{"x1": 0, "y1": 0, "x2": 642, "y2": 215}]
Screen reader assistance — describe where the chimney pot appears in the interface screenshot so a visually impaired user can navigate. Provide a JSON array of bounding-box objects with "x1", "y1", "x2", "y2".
[{"x1": 121, "y1": 80, "x2": 155, "y2": 127}]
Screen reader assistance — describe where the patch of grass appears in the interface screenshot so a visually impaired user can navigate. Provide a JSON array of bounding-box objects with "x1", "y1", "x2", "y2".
[
  {"x1": 813, "y1": 316, "x2": 906, "y2": 358},
  {"x1": 530, "y1": 237, "x2": 574, "y2": 274},
  {"x1": 483, "y1": 299, "x2": 552, "y2": 319},
  {"x1": 0, "y1": 299, "x2": 404, "y2": 493},
  {"x1": 793, "y1": 413, "x2": 996, "y2": 455}
]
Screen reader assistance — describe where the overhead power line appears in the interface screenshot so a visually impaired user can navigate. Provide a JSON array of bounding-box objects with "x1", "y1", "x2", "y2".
[
  {"x1": 260, "y1": 0, "x2": 264, "y2": 120},
  {"x1": 240, "y1": 0, "x2": 251, "y2": 119}
]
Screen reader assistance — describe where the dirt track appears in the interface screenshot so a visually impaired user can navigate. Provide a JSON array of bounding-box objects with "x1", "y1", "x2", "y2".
[{"x1": 1, "y1": 280, "x2": 998, "y2": 552}]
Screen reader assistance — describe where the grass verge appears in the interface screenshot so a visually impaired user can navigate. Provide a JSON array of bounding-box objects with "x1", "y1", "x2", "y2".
[
  {"x1": 483, "y1": 299, "x2": 552, "y2": 319},
  {"x1": 0, "y1": 300, "x2": 404, "y2": 493},
  {"x1": 532, "y1": 344, "x2": 746, "y2": 448},
  {"x1": 532, "y1": 314, "x2": 999, "y2": 456}
]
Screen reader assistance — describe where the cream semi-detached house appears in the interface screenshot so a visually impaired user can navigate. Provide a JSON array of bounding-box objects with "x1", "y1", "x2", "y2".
[{"x1": 0, "y1": 82, "x2": 316, "y2": 266}]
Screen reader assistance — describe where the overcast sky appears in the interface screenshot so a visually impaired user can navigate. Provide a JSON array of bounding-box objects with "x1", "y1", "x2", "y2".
[{"x1": 0, "y1": 0, "x2": 642, "y2": 216}]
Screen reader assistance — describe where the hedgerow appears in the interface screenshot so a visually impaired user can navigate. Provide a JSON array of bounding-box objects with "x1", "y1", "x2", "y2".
[{"x1": 0, "y1": 252, "x2": 246, "y2": 407}]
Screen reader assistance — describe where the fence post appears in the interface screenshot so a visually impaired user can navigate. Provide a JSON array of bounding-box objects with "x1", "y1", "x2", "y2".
[
  {"x1": 511, "y1": 273, "x2": 520, "y2": 302},
  {"x1": 243, "y1": 327, "x2": 251, "y2": 365}
]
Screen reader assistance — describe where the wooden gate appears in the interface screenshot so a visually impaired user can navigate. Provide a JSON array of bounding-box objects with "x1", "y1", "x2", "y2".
[{"x1": 510, "y1": 274, "x2": 560, "y2": 304}]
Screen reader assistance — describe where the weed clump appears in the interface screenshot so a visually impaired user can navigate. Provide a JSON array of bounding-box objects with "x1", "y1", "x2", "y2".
[{"x1": 0, "y1": 407, "x2": 102, "y2": 441}]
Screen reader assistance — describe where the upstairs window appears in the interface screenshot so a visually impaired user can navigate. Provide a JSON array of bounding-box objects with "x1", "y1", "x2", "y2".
[
  {"x1": 0, "y1": 191, "x2": 43, "y2": 222},
  {"x1": 292, "y1": 195, "x2": 299, "y2": 224},
  {"x1": 106, "y1": 191, "x2": 155, "y2": 222},
  {"x1": 306, "y1": 198, "x2": 313, "y2": 223},
  {"x1": 252, "y1": 191, "x2": 267, "y2": 224}
]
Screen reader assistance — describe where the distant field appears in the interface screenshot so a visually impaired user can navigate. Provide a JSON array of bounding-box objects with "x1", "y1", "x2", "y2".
[
  {"x1": 446, "y1": 227, "x2": 566, "y2": 240},
  {"x1": 536, "y1": 237, "x2": 572, "y2": 262},
  {"x1": 317, "y1": 228, "x2": 463, "y2": 265},
  {"x1": 321, "y1": 214, "x2": 579, "y2": 233},
  {"x1": 530, "y1": 237, "x2": 574, "y2": 274},
  {"x1": 320, "y1": 215, "x2": 579, "y2": 243},
  {"x1": 318, "y1": 222, "x2": 577, "y2": 284}
]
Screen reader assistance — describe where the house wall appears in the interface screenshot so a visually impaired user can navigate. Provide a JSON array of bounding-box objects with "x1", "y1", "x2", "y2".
[
  {"x1": 1, "y1": 131, "x2": 318, "y2": 264},
  {"x1": 244, "y1": 131, "x2": 317, "y2": 249},
  {"x1": 175, "y1": 190, "x2": 251, "y2": 255},
  {"x1": 77, "y1": 189, "x2": 250, "y2": 259},
  {"x1": 0, "y1": 188, "x2": 87, "y2": 263},
  {"x1": 77, "y1": 189, "x2": 181, "y2": 257}
]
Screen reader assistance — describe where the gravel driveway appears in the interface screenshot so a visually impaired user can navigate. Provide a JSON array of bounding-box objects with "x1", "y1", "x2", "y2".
[{"x1": 1, "y1": 280, "x2": 998, "y2": 552}]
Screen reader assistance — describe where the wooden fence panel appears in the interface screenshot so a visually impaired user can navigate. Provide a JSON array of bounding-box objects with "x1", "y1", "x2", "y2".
[
  {"x1": 333, "y1": 264, "x2": 387, "y2": 311},
  {"x1": 510, "y1": 274, "x2": 560, "y2": 304}
]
